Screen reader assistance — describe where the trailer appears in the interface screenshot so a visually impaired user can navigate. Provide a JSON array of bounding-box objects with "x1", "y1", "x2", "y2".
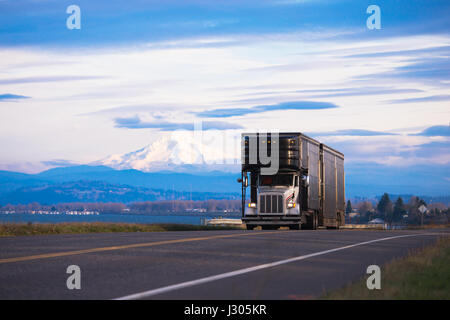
[{"x1": 239, "y1": 132, "x2": 345, "y2": 230}]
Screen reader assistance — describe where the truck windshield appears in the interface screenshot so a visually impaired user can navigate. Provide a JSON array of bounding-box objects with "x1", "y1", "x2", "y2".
[{"x1": 259, "y1": 174, "x2": 293, "y2": 186}]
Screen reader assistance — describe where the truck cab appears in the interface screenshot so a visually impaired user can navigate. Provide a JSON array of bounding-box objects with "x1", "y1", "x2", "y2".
[
  {"x1": 247, "y1": 173, "x2": 299, "y2": 214},
  {"x1": 243, "y1": 171, "x2": 304, "y2": 229}
]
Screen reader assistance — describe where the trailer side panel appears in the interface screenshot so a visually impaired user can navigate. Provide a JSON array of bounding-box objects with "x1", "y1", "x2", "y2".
[
  {"x1": 322, "y1": 148, "x2": 337, "y2": 223},
  {"x1": 336, "y1": 156, "x2": 345, "y2": 213},
  {"x1": 302, "y1": 137, "x2": 320, "y2": 211},
  {"x1": 321, "y1": 144, "x2": 345, "y2": 227}
]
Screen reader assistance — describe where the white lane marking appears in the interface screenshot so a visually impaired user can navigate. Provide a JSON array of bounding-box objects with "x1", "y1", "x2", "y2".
[{"x1": 114, "y1": 232, "x2": 449, "y2": 300}]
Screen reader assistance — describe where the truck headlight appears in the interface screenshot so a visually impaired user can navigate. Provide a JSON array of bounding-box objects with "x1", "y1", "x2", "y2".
[
  {"x1": 287, "y1": 200, "x2": 296, "y2": 208},
  {"x1": 248, "y1": 203, "x2": 257, "y2": 208}
]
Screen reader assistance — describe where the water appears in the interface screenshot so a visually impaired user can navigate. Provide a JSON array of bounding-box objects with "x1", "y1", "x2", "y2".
[{"x1": 0, "y1": 213, "x2": 223, "y2": 225}]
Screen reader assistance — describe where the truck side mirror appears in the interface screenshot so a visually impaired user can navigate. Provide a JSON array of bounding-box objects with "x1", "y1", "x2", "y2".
[
  {"x1": 302, "y1": 175, "x2": 310, "y2": 187},
  {"x1": 237, "y1": 176, "x2": 248, "y2": 187}
]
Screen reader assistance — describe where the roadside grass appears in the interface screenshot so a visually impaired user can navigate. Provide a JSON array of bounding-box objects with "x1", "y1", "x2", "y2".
[
  {"x1": 323, "y1": 236, "x2": 450, "y2": 299},
  {"x1": 0, "y1": 222, "x2": 243, "y2": 237},
  {"x1": 407, "y1": 223, "x2": 450, "y2": 230}
]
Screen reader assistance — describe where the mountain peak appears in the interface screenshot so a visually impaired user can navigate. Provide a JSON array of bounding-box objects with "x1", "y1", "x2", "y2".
[{"x1": 98, "y1": 134, "x2": 239, "y2": 173}]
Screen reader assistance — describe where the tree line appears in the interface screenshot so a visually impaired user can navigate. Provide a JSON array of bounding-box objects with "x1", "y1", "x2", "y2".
[{"x1": 345, "y1": 193, "x2": 450, "y2": 225}]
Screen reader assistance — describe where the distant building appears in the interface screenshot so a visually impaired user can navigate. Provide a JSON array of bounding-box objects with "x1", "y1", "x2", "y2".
[
  {"x1": 348, "y1": 212, "x2": 359, "y2": 218},
  {"x1": 368, "y1": 218, "x2": 385, "y2": 224}
]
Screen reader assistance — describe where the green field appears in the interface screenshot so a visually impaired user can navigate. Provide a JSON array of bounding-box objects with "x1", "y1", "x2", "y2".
[{"x1": 324, "y1": 236, "x2": 450, "y2": 299}]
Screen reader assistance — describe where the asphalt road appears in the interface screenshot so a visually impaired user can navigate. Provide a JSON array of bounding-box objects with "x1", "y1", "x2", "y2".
[{"x1": 0, "y1": 228, "x2": 448, "y2": 300}]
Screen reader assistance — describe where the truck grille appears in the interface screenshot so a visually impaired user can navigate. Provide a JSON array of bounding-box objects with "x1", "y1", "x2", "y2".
[{"x1": 259, "y1": 194, "x2": 283, "y2": 214}]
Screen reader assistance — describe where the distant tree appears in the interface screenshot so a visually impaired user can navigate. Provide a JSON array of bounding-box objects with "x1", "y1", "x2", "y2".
[
  {"x1": 393, "y1": 197, "x2": 406, "y2": 223},
  {"x1": 407, "y1": 197, "x2": 419, "y2": 224},
  {"x1": 346, "y1": 200, "x2": 353, "y2": 214},
  {"x1": 407, "y1": 196, "x2": 427, "y2": 225},
  {"x1": 352, "y1": 201, "x2": 373, "y2": 223},
  {"x1": 429, "y1": 202, "x2": 446, "y2": 212},
  {"x1": 357, "y1": 201, "x2": 373, "y2": 215},
  {"x1": 377, "y1": 193, "x2": 393, "y2": 223}
]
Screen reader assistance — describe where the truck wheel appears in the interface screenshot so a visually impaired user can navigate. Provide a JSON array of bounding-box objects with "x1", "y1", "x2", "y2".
[
  {"x1": 336, "y1": 212, "x2": 344, "y2": 229},
  {"x1": 340, "y1": 212, "x2": 345, "y2": 227},
  {"x1": 262, "y1": 225, "x2": 277, "y2": 230},
  {"x1": 289, "y1": 224, "x2": 300, "y2": 230},
  {"x1": 301, "y1": 212, "x2": 317, "y2": 230},
  {"x1": 312, "y1": 212, "x2": 318, "y2": 230},
  {"x1": 326, "y1": 219, "x2": 339, "y2": 229}
]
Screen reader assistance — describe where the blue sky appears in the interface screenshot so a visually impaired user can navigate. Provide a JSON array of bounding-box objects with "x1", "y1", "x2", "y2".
[
  {"x1": 0, "y1": 0, "x2": 449, "y2": 193},
  {"x1": 0, "y1": 0, "x2": 449, "y2": 46}
]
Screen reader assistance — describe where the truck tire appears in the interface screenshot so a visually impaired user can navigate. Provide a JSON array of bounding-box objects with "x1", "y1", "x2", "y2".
[
  {"x1": 326, "y1": 213, "x2": 341, "y2": 229},
  {"x1": 289, "y1": 224, "x2": 300, "y2": 230},
  {"x1": 301, "y1": 211, "x2": 318, "y2": 230},
  {"x1": 312, "y1": 212, "x2": 318, "y2": 230},
  {"x1": 336, "y1": 212, "x2": 344, "y2": 229}
]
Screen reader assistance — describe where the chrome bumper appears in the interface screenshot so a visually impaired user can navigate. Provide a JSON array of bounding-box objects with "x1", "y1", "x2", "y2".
[{"x1": 242, "y1": 215, "x2": 302, "y2": 225}]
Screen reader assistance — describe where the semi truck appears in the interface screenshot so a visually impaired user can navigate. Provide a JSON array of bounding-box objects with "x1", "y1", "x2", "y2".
[{"x1": 238, "y1": 132, "x2": 345, "y2": 230}]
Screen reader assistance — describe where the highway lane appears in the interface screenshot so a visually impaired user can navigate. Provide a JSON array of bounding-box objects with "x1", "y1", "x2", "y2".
[{"x1": 0, "y1": 229, "x2": 448, "y2": 299}]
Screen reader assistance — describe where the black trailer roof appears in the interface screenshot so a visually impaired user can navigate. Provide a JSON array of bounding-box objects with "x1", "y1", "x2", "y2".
[
  {"x1": 242, "y1": 132, "x2": 319, "y2": 143},
  {"x1": 241, "y1": 132, "x2": 344, "y2": 158},
  {"x1": 321, "y1": 143, "x2": 344, "y2": 158}
]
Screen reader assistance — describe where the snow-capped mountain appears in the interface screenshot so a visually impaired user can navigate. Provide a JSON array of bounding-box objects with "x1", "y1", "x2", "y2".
[{"x1": 98, "y1": 133, "x2": 241, "y2": 173}]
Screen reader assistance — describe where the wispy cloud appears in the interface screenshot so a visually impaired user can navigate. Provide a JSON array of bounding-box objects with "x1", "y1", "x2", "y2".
[
  {"x1": 235, "y1": 86, "x2": 422, "y2": 99},
  {"x1": 114, "y1": 116, "x2": 243, "y2": 131},
  {"x1": 0, "y1": 76, "x2": 106, "y2": 85},
  {"x1": 413, "y1": 125, "x2": 450, "y2": 137},
  {"x1": 79, "y1": 104, "x2": 179, "y2": 117},
  {"x1": 343, "y1": 45, "x2": 450, "y2": 59},
  {"x1": 355, "y1": 56, "x2": 450, "y2": 83},
  {"x1": 41, "y1": 159, "x2": 78, "y2": 167},
  {"x1": 386, "y1": 95, "x2": 450, "y2": 104},
  {"x1": 0, "y1": 93, "x2": 29, "y2": 101},
  {"x1": 195, "y1": 101, "x2": 338, "y2": 118},
  {"x1": 309, "y1": 125, "x2": 450, "y2": 139},
  {"x1": 308, "y1": 129, "x2": 398, "y2": 137},
  {"x1": 305, "y1": 88, "x2": 422, "y2": 99},
  {"x1": 392, "y1": 57, "x2": 450, "y2": 81}
]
